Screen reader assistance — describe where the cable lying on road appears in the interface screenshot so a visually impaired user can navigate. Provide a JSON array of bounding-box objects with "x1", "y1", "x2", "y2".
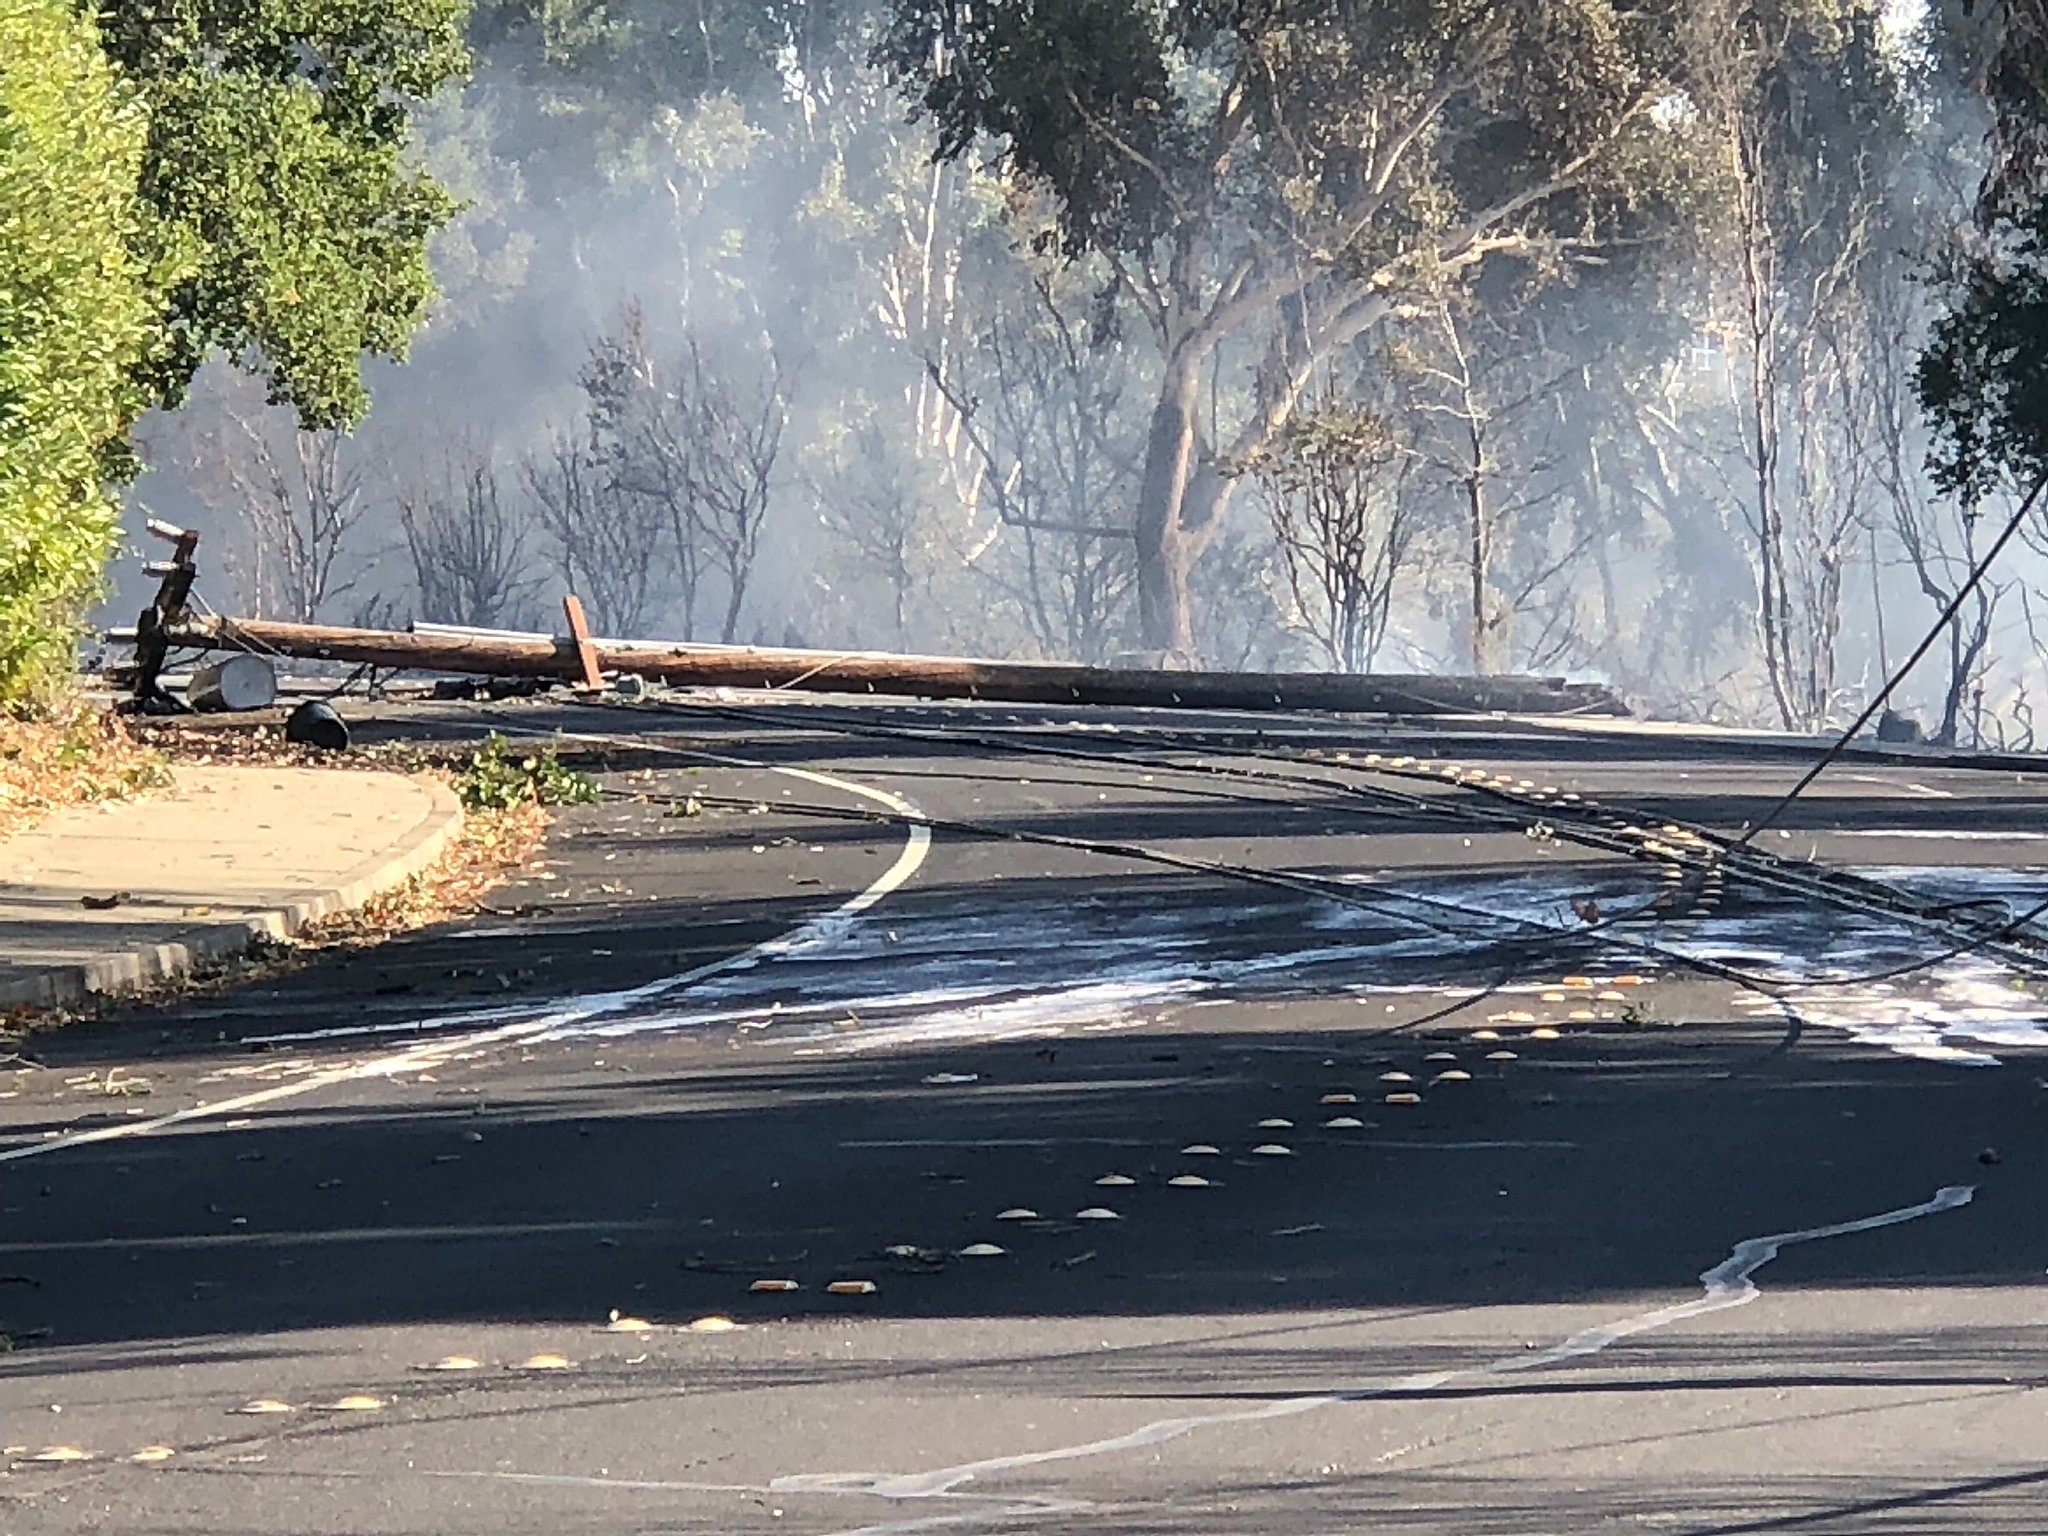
[
  {"x1": 615, "y1": 784, "x2": 1792, "y2": 994},
  {"x1": 593, "y1": 695, "x2": 2048, "y2": 982}
]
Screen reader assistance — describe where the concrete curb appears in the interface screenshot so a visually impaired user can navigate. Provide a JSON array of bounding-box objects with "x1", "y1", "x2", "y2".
[{"x1": 0, "y1": 775, "x2": 465, "y2": 1012}]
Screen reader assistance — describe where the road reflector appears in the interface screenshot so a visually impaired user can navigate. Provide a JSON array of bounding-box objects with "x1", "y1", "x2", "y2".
[
  {"x1": 1378, "y1": 1071, "x2": 1413, "y2": 1082},
  {"x1": 1074, "y1": 1207, "x2": 1122, "y2": 1221},
  {"x1": 231, "y1": 1399, "x2": 292, "y2": 1415},
  {"x1": 130, "y1": 1446, "x2": 175, "y2": 1464},
  {"x1": 417, "y1": 1356, "x2": 482, "y2": 1372},
  {"x1": 1530, "y1": 1026, "x2": 1561, "y2": 1039},
  {"x1": 688, "y1": 1315, "x2": 741, "y2": 1332},
  {"x1": 1257, "y1": 1118, "x2": 1293, "y2": 1128},
  {"x1": 959, "y1": 1243, "x2": 1007, "y2": 1256},
  {"x1": 517, "y1": 1353, "x2": 574, "y2": 1370},
  {"x1": 1324, "y1": 1117, "x2": 1364, "y2": 1129},
  {"x1": 1487, "y1": 1050, "x2": 1518, "y2": 1061},
  {"x1": 1434, "y1": 1070, "x2": 1472, "y2": 1083},
  {"x1": 606, "y1": 1313, "x2": 656, "y2": 1332},
  {"x1": 1251, "y1": 1143, "x2": 1293, "y2": 1156},
  {"x1": 1385, "y1": 1092, "x2": 1423, "y2": 1105},
  {"x1": 26, "y1": 1446, "x2": 91, "y2": 1462},
  {"x1": 827, "y1": 1280, "x2": 878, "y2": 1295},
  {"x1": 1472, "y1": 1029, "x2": 1501, "y2": 1040},
  {"x1": 996, "y1": 1207, "x2": 1039, "y2": 1220},
  {"x1": 1423, "y1": 1051, "x2": 1457, "y2": 1062},
  {"x1": 1320, "y1": 1092, "x2": 1358, "y2": 1104},
  {"x1": 318, "y1": 1395, "x2": 385, "y2": 1412},
  {"x1": 1167, "y1": 1175, "x2": 1212, "y2": 1188},
  {"x1": 1180, "y1": 1144, "x2": 1221, "y2": 1156},
  {"x1": 750, "y1": 1279, "x2": 800, "y2": 1292},
  {"x1": 1095, "y1": 1174, "x2": 1136, "y2": 1186}
]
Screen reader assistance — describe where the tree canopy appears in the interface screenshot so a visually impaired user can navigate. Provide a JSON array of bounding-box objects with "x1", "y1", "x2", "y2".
[
  {"x1": 875, "y1": 0, "x2": 1725, "y2": 652},
  {"x1": 96, "y1": 0, "x2": 473, "y2": 429},
  {"x1": 1919, "y1": 1, "x2": 2048, "y2": 501},
  {"x1": 0, "y1": 0, "x2": 155, "y2": 702}
]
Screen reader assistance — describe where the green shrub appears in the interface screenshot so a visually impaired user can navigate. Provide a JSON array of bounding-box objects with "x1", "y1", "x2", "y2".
[
  {"x1": 456, "y1": 732, "x2": 601, "y2": 810},
  {"x1": 0, "y1": 0, "x2": 155, "y2": 706}
]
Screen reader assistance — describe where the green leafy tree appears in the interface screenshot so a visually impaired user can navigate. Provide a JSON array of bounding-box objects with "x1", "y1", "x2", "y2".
[
  {"x1": 1919, "y1": 2, "x2": 2048, "y2": 500},
  {"x1": 875, "y1": 0, "x2": 1723, "y2": 657},
  {"x1": 0, "y1": 0, "x2": 154, "y2": 703},
  {"x1": 95, "y1": 0, "x2": 473, "y2": 429}
]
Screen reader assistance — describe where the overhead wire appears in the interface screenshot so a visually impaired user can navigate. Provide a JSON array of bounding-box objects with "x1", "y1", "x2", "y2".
[{"x1": 1735, "y1": 470, "x2": 2048, "y2": 847}]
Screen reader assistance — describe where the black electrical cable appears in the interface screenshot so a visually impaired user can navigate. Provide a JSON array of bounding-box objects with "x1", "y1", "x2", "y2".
[
  {"x1": 584, "y1": 693, "x2": 2048, "y2": 976},
  {"x1": 1737, "y1": 470, "x2": 2048, "y2": 847}
]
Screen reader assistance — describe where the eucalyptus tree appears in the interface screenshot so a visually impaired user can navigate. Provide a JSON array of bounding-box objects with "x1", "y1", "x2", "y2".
[{"x1": 876, "y1": 0, "x2": 1730, "y2": 658}]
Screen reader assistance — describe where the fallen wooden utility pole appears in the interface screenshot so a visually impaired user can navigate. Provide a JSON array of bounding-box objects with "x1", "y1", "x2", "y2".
[{"x1": 157, "y1": 613, "x2": 1627, "y2": 717}]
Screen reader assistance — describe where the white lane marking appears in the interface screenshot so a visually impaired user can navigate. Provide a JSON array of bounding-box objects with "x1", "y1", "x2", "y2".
[
  {"x1": 0, "y1": 1219, "x2": 671, "y2": 1254},
  {"x1": 768, "y1": 1185, "x2": 1974, "y2": 1514},
  {"x1": 842, "y1": 1139, "x2": 1153, "y2": 1149},
  {"x1": 1830, "y1": 829, "x2": 2046, "y2": 841},
  {"x1": 0, "y1": 763, "x2": 929, "y2": 1165},
  {"x1": 1350, "y1": 1139, "x2": 1581, "y2": 1151},
  {"x1": 1838, "y1": 775, "x2": 1956, "y2": 799}
]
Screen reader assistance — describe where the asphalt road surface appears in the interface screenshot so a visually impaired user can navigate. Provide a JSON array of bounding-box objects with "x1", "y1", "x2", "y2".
[{"x1": 4, "y1": 695, "x2": 2047, "y2": 1535}]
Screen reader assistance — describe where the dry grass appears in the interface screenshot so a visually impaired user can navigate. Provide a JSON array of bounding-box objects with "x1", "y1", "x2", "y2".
[{"x1": 0, "y1": 708, "x2": 171, "y2": 844}]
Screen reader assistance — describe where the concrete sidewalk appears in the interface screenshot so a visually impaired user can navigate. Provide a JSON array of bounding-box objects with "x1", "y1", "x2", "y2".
[{"x1": 0, "y1": 765, "x2": 463, "y2": 1010}]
